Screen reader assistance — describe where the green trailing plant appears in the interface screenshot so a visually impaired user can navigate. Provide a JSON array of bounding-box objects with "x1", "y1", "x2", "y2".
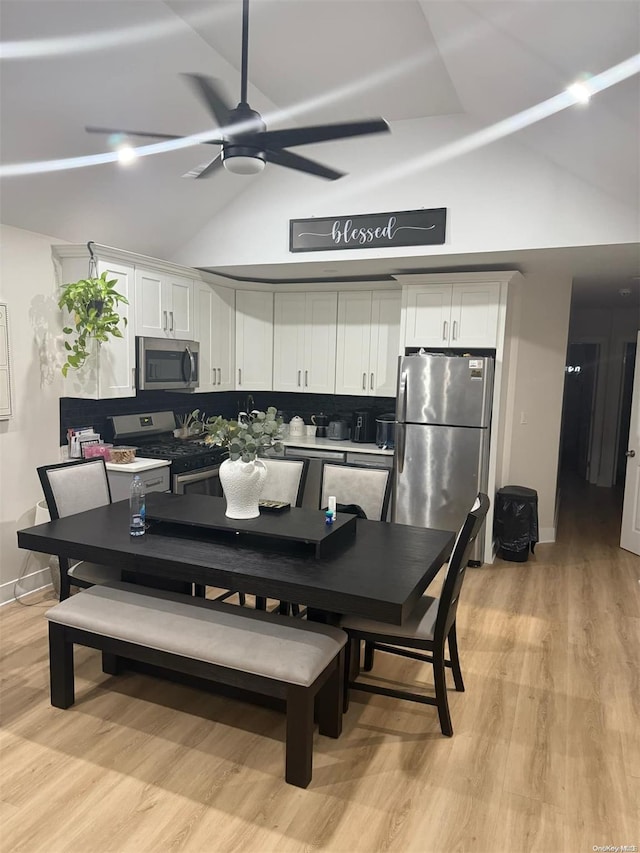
[
  {"x1": 58, "y1": 271, "x2": 129, "y2": 377},
  {"x1": 201, "y1": 407, "x2": 284, "y2": 462}
]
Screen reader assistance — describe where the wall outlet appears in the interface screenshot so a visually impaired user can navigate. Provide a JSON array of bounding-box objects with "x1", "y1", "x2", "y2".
[{"x1": 520, "y1": 412, "x2": 528, "y2": 425}]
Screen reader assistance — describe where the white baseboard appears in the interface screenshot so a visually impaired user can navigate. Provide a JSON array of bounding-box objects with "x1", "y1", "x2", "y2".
[
  {"x1": 539, "y1": 526, "x2": 556, "y2": 544},
  {"x1": 0, "y1": 567, "x2": 53, "y2": 607}
]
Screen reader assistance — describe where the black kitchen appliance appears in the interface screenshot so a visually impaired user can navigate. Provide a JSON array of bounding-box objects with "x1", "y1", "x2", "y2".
[
  {"x1": 352, "y1": 410, "x2": 376, "y2": 443},
  {"x1": 312, "y1": 412, "x2": 329, "y2": 437},
  {"x1": 327, "y1": 419, "x2": 350, "y2": 440}
]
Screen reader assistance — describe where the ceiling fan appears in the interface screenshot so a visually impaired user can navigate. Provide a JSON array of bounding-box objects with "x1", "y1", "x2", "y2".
[{"x1": 86, "y1": 0, "x2": 390, "y2": 180}]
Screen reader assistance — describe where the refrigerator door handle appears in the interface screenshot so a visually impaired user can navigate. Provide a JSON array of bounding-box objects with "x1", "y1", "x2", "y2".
[
  {"x1": 398, "y1": 369, "x2": 408, "y2": 424},
  {"x1": 396, "y1": 423, "x2": 406, "y2": 474}
]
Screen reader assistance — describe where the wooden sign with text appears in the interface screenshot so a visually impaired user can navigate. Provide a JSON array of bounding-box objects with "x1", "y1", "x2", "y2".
[{"x1": 290, "y1": 208, "x2": 446, "y2": 253}]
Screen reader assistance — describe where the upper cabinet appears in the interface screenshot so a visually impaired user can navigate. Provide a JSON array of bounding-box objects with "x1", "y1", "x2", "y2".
[
  {"x1": 235, "y1": 290, "x2": 273, "y2": 391},
  {"x1": 402, "y1": 281, "x2": 501, "y2": 349},
  {"x1": 0, "y1": 303, "x2": 13, "y2": 419},
  {"x1": 335, "y1": 290, "x2": 401, "y2": 397},
  {"x1": 194, "y1": 282, "x2": 235, "y2": 393},
  {"x1": 273, "y1": 292, "x2": 337, "y2": 394},
  {"x1": 54, "y1": 249, "x2": 137, "y2": 399},
  {"x1": 135, "y1": 269, "x2": 194, "y2": 340}
]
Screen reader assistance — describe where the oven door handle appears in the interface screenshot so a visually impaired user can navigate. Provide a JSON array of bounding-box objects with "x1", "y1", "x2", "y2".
[{"x1": 175, "y1": 466, "x2": 220, "y2": 487}]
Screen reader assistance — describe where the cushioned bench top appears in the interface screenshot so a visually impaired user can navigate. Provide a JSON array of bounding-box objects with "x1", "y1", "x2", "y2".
[{"x1": 46, "y1": 582, "x2": 346, "y2": 688}]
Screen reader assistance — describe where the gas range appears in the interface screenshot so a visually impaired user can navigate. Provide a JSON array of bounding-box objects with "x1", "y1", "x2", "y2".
[{"x1": 108, "y1": 411, "x2": 226, "y2": 478}]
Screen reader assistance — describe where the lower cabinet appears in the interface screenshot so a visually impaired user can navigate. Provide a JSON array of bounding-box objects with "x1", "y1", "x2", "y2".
[{"x1": 105, "y1": 463, "x2": 171, "y2": 502}]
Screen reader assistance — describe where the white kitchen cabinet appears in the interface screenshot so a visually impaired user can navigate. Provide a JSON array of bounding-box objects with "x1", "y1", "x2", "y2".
[
  {"x1": 55, "y1": 251, "x2": 137, "y2": 399},
  {"x1": 235, "y1": 290, "x2": 273, "y2": 391},
  {"x1": 0, "y1": 303, "x2": 12, "y2": 419},
  {"x1": 403, "y1": 282, "x2": 500, "y2": 348},
  {"x1": 335, "y1": 290, "x2": 401, "y2": 396},
  {"x1": 194, "y1": 282, "x2": 235, "y2": 393},
  {"x1": 135, "y1": 269, "x2": 194, "y2": 340},
  {"x1": 273, "y1": 291, "x2": 337, "y2": 394}
]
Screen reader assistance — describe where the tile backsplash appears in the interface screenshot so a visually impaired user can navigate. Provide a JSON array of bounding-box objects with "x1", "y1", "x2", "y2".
[{"x1": 60, "y1": 391, "x2": 395, "y2": 445}]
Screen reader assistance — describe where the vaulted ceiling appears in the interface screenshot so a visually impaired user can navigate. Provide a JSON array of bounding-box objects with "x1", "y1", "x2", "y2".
[{"x1": 1, "y1": 1, "x2": 639, "y2": 304}]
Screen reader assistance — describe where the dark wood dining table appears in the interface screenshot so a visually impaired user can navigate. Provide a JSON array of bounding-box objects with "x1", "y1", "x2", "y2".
[{"x1": 17, "y1": 493, "x2": 454, "y2": 625}]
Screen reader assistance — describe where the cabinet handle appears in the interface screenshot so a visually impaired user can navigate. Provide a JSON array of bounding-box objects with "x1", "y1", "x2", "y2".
[
  {"x1": 217, "y1": 368, "x2": 221, "y2": 385},
  {"x1": 212, "y1": 368, "x2": 216, "y2": 386},
  {"x1": 132, "y1": 367, "x2": 136, "y2": 390},
  {"x1": 370, "y1": 372, "x2": 374, "y2": 390},
  {"x1": 452, "y1": 320, "x2": 458, "y2": 340},
  {"x1": 238, "y1": 368, "x2": 242, "y2": 385},
  {"x1": 443, "y1": 320, "x2": 448, "y2": 341},
  {"x1": 297, "y1": 369, "x2": 301, "y2": 387},
  {"x1": 304, "y1": 369, "x2": 308, "y2": 387},
  {"x1": 362, "y1": 372, "x2": 366, "y2": 390},
  {"x1": 170, "y1": 311, "x2": 174, "y2": 332},
  {"x1": 163, "y1": 310, "x2": 168, "y2": 331}
]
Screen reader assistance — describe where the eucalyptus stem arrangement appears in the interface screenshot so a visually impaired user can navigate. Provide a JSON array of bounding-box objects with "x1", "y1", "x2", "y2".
[{"x1": 201, "y1": 407, "x2": 284, "y2": 462}]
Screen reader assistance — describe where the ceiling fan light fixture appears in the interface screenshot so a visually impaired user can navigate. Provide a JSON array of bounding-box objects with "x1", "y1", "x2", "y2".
[{"x1": 222, "y1": 152, "x2": 265, "y2": 175}]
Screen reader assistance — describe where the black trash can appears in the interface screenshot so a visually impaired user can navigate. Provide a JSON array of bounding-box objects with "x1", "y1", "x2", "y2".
[{"x1": 494, "y1": 485, "x2": 539, "y2": 562}]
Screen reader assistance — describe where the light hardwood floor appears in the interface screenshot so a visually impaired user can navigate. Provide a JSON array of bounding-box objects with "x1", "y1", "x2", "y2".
[{"x1": 1, "y1": 477, "x2": 638, "y2": 853}]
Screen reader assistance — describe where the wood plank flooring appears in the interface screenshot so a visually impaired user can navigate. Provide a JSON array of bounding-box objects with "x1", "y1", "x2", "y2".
[{"x1": 1, "y1": 476, "x2": 638, "y2": 852}]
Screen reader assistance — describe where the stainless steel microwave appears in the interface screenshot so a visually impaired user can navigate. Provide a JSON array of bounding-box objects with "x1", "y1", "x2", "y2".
[{"x1": 136, "y1": 337, "x2": 199, "y2": 391}]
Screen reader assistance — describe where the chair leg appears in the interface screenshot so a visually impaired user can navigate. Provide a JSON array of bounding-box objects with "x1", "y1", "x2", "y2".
[
  {"x1": 433, "y1": 648, "x2": 453, "y2": 737},
  {"x1": 448, "y1": 623, "x2": 465, "y2": 692},
  {"x1": 285, "y1": 685, "x2": 314, "y2": 788},
  {"x1": 59, "y1": 563, "x2": 71, "y2": 602},
  {"x1": 255, "y1": 596, "x2": 267, "y2": 611},
  {"x1": 363, "y1": 640, "x2": 375, "y2": 671},
  {"x1": 102, "y1": 652, "x2": 123, "y2": 676},
  {"x1": 48, "y1": 623, "x2": 74, "y2": 708},
  {"x1": 238, "y1": 592, "x2": 246, "y2": 606},
  {"x1": 343, "y1": 637, "x2": 352, "y2": 713},
  {"x1": 278, "y1": 601, "x2": 290, "y2": 615},
  {"x1": 316, "y1": 650, "x2": 344, "y2": 738},
  {"x1": 193, "y1": 584, "x2": 206, "y2": 598}
]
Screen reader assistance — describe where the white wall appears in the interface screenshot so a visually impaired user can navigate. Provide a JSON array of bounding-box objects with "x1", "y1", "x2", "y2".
[
  {"x1": 570, "y1": 307, "x2": 640, "y2": 487},
  {"x1": 501, "y1": 271, "x2": 573, "y2": 540},
  {"x1": 0, "y1": 225, "x2": 66, "y2": 604},
  {"x1": 172, "y1": 114, "x2": 638, "y2": 270}
]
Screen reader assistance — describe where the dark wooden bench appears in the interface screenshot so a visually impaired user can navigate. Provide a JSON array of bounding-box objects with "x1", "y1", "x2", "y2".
[{"x1": 45, "y1": 582, "x2": 346, "y2": 788}]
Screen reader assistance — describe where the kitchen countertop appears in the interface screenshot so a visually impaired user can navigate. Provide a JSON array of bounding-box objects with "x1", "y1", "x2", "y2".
[
  {"x1": 105, "y1": 458, "x2": 170, "y2": 473},
  {"x1": 282, "y1": 435, "x2": 394, "y2": 456}
]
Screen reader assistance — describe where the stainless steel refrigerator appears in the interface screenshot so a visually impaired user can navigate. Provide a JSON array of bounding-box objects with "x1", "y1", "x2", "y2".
[{"x1": 393, "y1": 353, "x2": 494, "y2": 564}]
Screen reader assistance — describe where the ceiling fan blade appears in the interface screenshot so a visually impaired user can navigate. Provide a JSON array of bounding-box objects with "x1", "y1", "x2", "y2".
[
  {"x1": 182, "y1": 74, "x2": 232, "y2": 128},
  {"x1": 182, "y1": 153, "x2": 223, "y2": 179},
  {"x1": 256, "y1": 118, "x2": 390, "y2": 150},
  {"x1": 86, "y1": 125, "x2": 187, "y2": 142},
  {"x1": 264, "y1": 148, "x2": 344, "y2": 181}
]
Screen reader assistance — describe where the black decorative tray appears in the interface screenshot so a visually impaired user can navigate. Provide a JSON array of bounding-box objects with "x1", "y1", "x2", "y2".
[{"x1": 145, "y1": 492, "x2": 356, "y2": 558}]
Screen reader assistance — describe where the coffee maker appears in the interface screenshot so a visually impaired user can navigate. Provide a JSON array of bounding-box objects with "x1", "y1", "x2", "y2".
[
  {"x1": 351, "y1": 410, "x2": 376, "y2": 443},
  {"x1": 311, "y1": 413, "x2": 328, "y2": 437}
]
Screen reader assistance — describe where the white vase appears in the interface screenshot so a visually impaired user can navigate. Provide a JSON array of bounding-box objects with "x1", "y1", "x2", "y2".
[{"x1": 219, "y1": 457, "x2": 268, "y2": 519}]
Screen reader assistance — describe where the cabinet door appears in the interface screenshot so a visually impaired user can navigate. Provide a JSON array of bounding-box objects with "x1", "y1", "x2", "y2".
[
  {"x1": 194, "y1": 282, "x2": 216, "y2": 392},
  {"x1": 450, "y1": 283, "x2": 500, "y2": 347},
  {"x1": 135, "y1": 268, "x2": 166, "y2": 337},
  {"x1": 95, "y1": 260, "x2": 136, "y2": 398},
  {"x1": 273, "y1": 293, "x2": 306, "y2": 392},
  {"x1": 369, "y1": 290, "x2": 401, "y2": 396},
  {"x1": 335, "y1": 291, "x2": 372, "y2": 396},
  {"x1": 211, "y1": 285, "x2": 235, "y2": 391},
  {"x1": 303, "y1": 292, "x2": 337, "y2": 393},
  {"x1": 167, "y1": 274, "x2": 193, "y2": 339},
  {"x1": 235, "y1": 290, "x2": 273, "y2": 391},
  {"x1": 403, "y1": 285, "x2": 452, "y2": 347}
]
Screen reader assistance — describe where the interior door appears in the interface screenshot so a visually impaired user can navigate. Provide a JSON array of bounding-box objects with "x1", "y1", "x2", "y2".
[{"x1": 620, "y1": 331, "x2": 640, "y2": 555}]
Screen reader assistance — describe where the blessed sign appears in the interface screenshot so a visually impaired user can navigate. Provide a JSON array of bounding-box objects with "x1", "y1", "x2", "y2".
[{"x1": 289, "y1": 208, "x2": 446, "y2": 253}]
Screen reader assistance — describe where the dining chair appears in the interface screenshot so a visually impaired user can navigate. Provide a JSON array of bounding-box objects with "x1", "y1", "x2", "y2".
[
  {"x1": 37, "y1": 458, "x2": 122, "y2": 601},
  {"x1": 340, "y1": 493, "x2": 490, "y2": 737},
  {"x1": 215, "y1": 456, "x2": 309, "y2": 610},
  {"x1": 319, "y1": 460, "x2": 392, "y2": 522}
]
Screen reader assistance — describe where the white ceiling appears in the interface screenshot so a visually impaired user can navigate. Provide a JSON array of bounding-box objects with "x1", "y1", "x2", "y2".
[{"x1": 1, "y1": 1, "x2": 639, "y2": 306}]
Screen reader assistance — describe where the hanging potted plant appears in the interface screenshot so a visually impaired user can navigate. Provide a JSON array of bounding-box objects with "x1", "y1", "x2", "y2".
[
  {"x1": 58, "y1": 270, "x2": 129, "y2": 377},
  {"x1": 200, "y1": 407, "x2": 284, "y2": 519}
]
